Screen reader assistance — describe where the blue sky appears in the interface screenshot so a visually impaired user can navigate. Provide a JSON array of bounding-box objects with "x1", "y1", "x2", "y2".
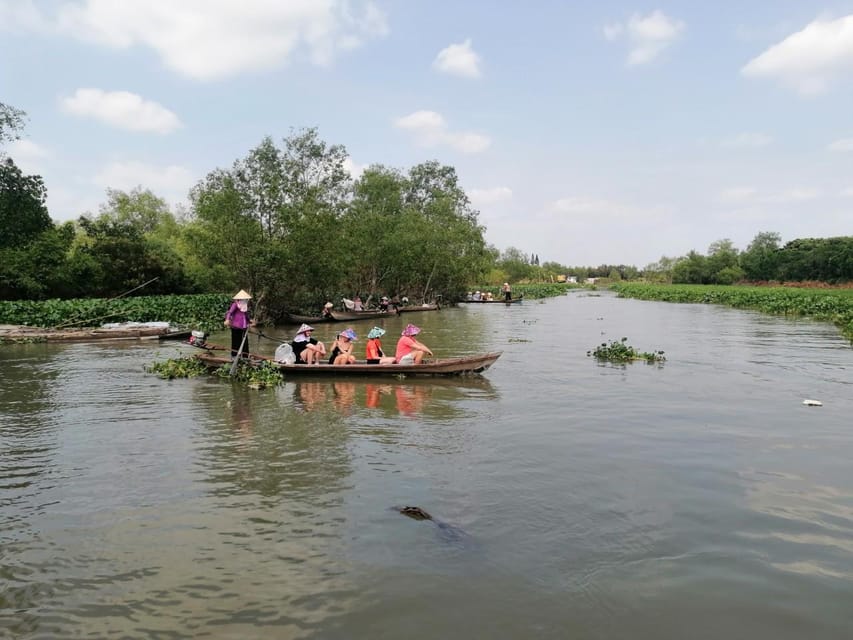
[{"x1": 2, "y1": 0, "x2": 852, "y2": 267}]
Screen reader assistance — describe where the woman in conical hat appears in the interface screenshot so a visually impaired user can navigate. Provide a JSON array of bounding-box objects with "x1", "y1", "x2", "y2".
[
  {"x1": 329, "y1": 327, "x2": 357, "y2": 365},
  {"x1": 395, "y1": 324, "x2": 433, "y2": 365},
  {"x1": 224, "y1": 289, "x2": 255, "y2": 358},
  {"x1": 365, "y1": 326, "x2": 395, "y2": 364},
  {"x1": 290, "y1": 323, "x2": 326, "y2": 364}
]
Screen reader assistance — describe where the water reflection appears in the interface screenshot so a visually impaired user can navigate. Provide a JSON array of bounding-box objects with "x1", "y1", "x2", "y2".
[{"x1": 290, "y1": 378, "x2": 498, "y2": 418}]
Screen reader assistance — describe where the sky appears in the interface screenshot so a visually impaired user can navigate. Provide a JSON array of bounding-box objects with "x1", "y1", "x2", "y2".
[{"x1": 2, "y1": 0, "x2": 852, "y2": 268}]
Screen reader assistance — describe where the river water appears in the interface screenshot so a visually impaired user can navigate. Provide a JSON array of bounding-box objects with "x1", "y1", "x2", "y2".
[{"x1": 1, "y1": 291, "x2": 851, "y2": 639}]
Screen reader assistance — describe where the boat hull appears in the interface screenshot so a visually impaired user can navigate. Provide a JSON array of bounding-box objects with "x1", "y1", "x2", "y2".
[{"x1": 195, "y1": 351, "x2": 502, "y2": 377}]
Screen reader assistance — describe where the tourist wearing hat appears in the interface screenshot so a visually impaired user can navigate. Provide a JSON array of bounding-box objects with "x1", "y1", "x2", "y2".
[
  {"x1": 321, "y1": 301, "x2": 334, "y2": 319},
  {"x1": 502, "y1": 282, "x2": 512, "y2": 301},
  {"x1": 328, "y1": 327, "x2": 358, "y2": 365},
  {"x1": 365, "y1": 326, "x2": 396, "y2": 364},
  {"x1": 395, "y1": 324, "x2": 433, "y2": 365},
  {"x1": 224, "y1": 289, "x2": 255, "y2": 358},
  {"x1": 291, "y1": 323, "x2": 326, "y2": 364}
]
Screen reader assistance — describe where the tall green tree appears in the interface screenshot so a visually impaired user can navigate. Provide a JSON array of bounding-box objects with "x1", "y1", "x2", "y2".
[
  {"x1": 0, "y1": 157, "x2": 53, "y2": 249},
  {"x1": 740, "y1": 231, "x2": 781, "y2": 281}
]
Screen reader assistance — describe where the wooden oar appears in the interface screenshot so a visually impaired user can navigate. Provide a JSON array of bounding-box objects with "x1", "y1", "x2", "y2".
[{"x1": 230, "y1": 329, "x2": 249, "y2": 375}]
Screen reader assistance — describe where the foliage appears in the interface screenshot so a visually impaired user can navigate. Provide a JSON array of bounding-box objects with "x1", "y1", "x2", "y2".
[
  {"x1": 0, "y1": 102, "x2": 27, "y2": 147},
  {"x1": 0, "y1": 293, "x2": 230, "y2": 332},
  {"x1": 215, "y1": 359, "x2": 284, "y2": 388},
  {"x1": 0, "y1": 157, "x2": 53, "y2": 250},
  {"x1": 587, "y1": 337, "x2": 666, "y2": 363},
  {"x1": 146, "y1": 356, "x2": 209, "y2": 379},
  {"x1": 612, "y1": 282, "x2": 853, "y2": 342},
  {"x1": 740, "y1": 231, "x2": 781, "y2": 281}
]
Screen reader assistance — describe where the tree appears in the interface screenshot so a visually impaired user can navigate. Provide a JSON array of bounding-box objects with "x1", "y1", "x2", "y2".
[
  {"x1": 0, "y1": 157, "x2": 53, "y2": 249},
  {"x1": 740, "y1": 231, "x2": 781, "y2": 281},
  {"x1": 0, "y1": 102, "x2": 26, "y2": 148},
  {"x1": 706, "y1": 238, "x2": 743, "y2": 284}
]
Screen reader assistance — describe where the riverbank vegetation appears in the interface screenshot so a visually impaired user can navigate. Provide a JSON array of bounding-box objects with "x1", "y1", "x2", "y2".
[
  {"x1": 612, "y1": 283, "x2": 853, "y2": 342},
  {"x1": 2, "y1": 101, "x2": 850, "y2": 327}
]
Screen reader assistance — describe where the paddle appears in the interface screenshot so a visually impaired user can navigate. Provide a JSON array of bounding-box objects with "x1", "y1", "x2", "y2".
[{"x1": 230, "y1": 329, "x2": 249, "y2": 376}]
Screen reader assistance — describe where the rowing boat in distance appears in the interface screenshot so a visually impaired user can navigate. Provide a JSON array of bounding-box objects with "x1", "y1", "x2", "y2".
[
  {"x1": 459, "y1": 295, "x2": 524, "y2": 304},
  {"x1": 283, "y1": 312, "x2": 333, "y2": 324},
  {"x1": 396, "y1": 303, "x2": 440, "y2": 313},
  {"x1": 329, "y1": 309, "x2": 397, "y2": 322},
  {"x1": 195, "y1": 350, "x2": 502, "y2": 377}
]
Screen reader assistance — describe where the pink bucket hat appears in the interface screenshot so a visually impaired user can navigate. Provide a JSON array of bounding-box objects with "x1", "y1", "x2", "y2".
[{"x1": 401, "y1": 323, "x2": 421, "y2": 337}]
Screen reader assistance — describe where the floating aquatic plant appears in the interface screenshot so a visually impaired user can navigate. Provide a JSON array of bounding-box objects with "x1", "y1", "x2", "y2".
[{"x1": 587, "y1": 337, "x2": 666, "y2": 363}]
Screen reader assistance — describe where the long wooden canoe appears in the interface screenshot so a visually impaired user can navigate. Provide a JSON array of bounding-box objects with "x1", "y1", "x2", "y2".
[
  {"x1": 396, "y1": 303, "x2": 440, "y2": 313},
  {"x1": 329, "y1": 309, "x2": 397, "y2": 322},
  {"x1": 195, "y1": 350, "x2": 502, "y2": 377},
  {"x1": 459, "y1": 295, "x2": 523, "y2": 304},
  {"x1": 283, "y1": 312, "x2": 333, "y2": 324},
  {"x1": 0, "y1": 323, "x2": 190, "y2": 343}
]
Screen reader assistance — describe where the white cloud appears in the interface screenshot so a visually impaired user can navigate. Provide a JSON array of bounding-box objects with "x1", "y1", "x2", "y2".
[
  {"x1": 394, "y1": 110, "x2": 491, "y2": 153},
  {"x1": 841, "y1": 187, "x2": 853, "y2": 197},
  {"x1": 604, "y1": 10, "x2": 685, "y2": 66},
  {"x1": 61, "y1": 89, "x2": 182, "y2": 134},
  {"x1": 343, "y1": 157, "x2": 366, "y2": 179},
  {"x1": 93, "y1": 161, "x2": 194, "y2": 199},
  {"x1": 720, "y1": 186, "x2": 759, "y2": 203},
  {"x1": 721, "y1": 132, "x2": 773, "y2": 148},
  {"x1": 719, "y1": 186, "x2": 820, "y2": 204},
  {"x1": 469, "y1": 187, "x2": 512, "y2": 206},
  {"x1": 548, "y1": 195, "x2": 670, "y2": 221},
  {"x1": 6, "y1": 139, "x2": 51, "y2": 174},
  {"x1": 828, "y1": 137, "x2": 853, "y2": 151},
  {"x1": 3, "y1": 0, "x2": 388, "y2": 80},
  {"x1": 741, "y1": 15, "x2": 853, "y2": 95},
  {"x1": 432, "y1": 39, "x2": 482, "y2": 78}
]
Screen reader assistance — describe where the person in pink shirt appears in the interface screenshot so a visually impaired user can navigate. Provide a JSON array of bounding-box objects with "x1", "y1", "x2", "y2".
[
  {"x1": 394, "y1": 323, "x2": 433, "y2": 365},
  {"x1": 223, "y1": 289, "x2": 255, "y2": 357}
]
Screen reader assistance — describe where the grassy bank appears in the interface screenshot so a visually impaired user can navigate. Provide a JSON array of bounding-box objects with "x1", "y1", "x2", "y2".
[{"x1": 611, "y1": 283, "x2": 853, "y2": 343}]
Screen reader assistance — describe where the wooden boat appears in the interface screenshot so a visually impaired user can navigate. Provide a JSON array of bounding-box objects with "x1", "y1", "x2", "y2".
[
  {"x1": 329, "y1": 309, "x2": 397, "y2": 322},
  {"x1": 459, "y1": 295, "x2": 523, "y2": 304},
  {"x1": 396, "y1": 303, "x2": 440, "y2": 313},
  {"x1": 0, "y1": 323, "x2": 190, "y2": 343},
  {"x1": 195, "y1": 350, "x2": 502, "y2": 377},
  {"x1": 283, "y1": 312, "x2": 333, "y2": 324}
]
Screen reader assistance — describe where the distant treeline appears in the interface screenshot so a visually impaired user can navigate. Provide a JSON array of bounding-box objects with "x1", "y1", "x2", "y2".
[{"x1": 1, "y1": 102, "x2": 850, "y2": 321}]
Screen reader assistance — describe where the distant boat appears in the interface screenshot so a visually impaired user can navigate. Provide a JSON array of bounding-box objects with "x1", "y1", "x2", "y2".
[
  {"x1": 459, "y1": 294, "x2": 523, "y2": 304},
  {"x1": 396, "y1": 303, "x2": 440, "y2": 313},
  {"x1": 329, "y1": 309, "x2": 397, "y2": 322}
]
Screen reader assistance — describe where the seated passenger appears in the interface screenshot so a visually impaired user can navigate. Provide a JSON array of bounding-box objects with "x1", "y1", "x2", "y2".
[
  {"x1": 472, "y1": 290, "x2": 481, "y2": 301},
  {"x1": 291, "y1": 323, "x2": 326, "y2": 364},
  {"x1": 328, "y1": 327, "x2": 357, "y2": 365},
  {"x1": 395, "y1": 324, "x2": 433, "y2": 365},
  {"x1": 321, "y1": 301, "x2": 334, "y2": 319},
  {"x1": 353, "y1": 296, "x2": 363, "y2": 311},
  {"x1": 365, "y1": 326, "x2": 396, "y2": 364},
  {"x1": 379, "y1": 296, "x2": 390, "y2": 312}
]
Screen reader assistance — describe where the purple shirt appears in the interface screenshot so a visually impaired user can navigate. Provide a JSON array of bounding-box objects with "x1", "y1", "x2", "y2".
[{"x1": 225, "y1": 301, "x2": 250, "y2": 329}]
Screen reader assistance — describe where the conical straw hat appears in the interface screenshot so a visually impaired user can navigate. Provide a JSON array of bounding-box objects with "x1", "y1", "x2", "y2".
[{"x1": 232, "y1": 289, "x2": 252, "y2": 300}]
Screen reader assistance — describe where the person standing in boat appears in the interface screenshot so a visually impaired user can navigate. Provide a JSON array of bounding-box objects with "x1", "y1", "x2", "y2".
[
  {"x1": 502, "y1": 282, "x2": 512, "y2": 301},
  {"x1": 395, "y1": 324, "x2": 433, "y2": 365},
  {"x1": 328, "y1": 328, "x2": 358, "y2": 365},
  {"x1": 365, "y1": 326, "x2": 396, "y2": 364},
  {"x1": 291, "y1": 324, "x2": 326, "y2": 364},
  {"x1": 223, "y1": 289, "x2": 255, "y2": 358}
]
